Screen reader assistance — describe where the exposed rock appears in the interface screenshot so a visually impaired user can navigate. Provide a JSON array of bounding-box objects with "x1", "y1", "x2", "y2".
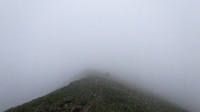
[{"x1": 91, "y1": 92, "x2": 97, "y2": 97}]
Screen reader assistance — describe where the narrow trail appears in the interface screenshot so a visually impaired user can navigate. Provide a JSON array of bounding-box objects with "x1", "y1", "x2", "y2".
[{"x1": 81, "y1": 78, "x2": 102, "y2": 112}]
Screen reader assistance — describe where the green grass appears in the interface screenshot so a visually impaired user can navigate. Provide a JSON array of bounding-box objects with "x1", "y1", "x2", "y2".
[{"x1": 6, "y1": 75, "x2": 187, "y2": 112}]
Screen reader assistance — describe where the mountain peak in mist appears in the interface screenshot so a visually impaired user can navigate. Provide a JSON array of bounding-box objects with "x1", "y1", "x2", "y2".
[{"x1": 5, "y1": 72, "x2": 187, "y2": 112}]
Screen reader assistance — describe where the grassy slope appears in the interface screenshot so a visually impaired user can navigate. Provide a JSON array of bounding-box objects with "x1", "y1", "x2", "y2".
[{"x1": 6, "y1": 75, "x2": 187, "y2": 112}]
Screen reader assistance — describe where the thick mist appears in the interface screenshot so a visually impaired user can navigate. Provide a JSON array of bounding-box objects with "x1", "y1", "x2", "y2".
[{"x1": 1, "y1": 0, "x2": 200, "y2": 111}]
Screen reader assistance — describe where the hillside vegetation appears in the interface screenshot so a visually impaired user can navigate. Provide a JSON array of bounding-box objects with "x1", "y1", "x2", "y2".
[{"x1": 6, "y1": 74, "x2": 187, "y2": 112}]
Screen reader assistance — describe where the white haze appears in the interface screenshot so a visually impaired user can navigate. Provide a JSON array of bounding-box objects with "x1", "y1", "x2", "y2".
[{"x1": 0, "y1": 0, "x2": 200, "y2": 111}]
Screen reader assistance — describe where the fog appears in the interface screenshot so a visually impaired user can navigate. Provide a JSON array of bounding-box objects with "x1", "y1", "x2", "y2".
[{"x1": 0, "y1": 0, "x2": 200, "y2": 111}]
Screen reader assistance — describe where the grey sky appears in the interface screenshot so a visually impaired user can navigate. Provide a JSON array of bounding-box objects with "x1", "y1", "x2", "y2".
[{"x1": 0, "y1": 0, "x2": 200, "y2": 111}]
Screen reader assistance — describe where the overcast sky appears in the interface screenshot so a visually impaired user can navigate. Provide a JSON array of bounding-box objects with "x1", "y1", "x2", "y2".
[{"x1": 0, "y1": 0, "x2": 200, "y2": 111}]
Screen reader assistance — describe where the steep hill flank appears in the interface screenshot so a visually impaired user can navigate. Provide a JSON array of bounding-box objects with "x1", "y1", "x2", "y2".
[{"x1": 6, "y1": 74, "x2": 187, "y2": 112}]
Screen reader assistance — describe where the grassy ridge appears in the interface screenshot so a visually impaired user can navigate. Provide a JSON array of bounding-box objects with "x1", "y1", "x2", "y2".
[{"x1": 6, "y1": 75, "x2": 187, "y2": 112}]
